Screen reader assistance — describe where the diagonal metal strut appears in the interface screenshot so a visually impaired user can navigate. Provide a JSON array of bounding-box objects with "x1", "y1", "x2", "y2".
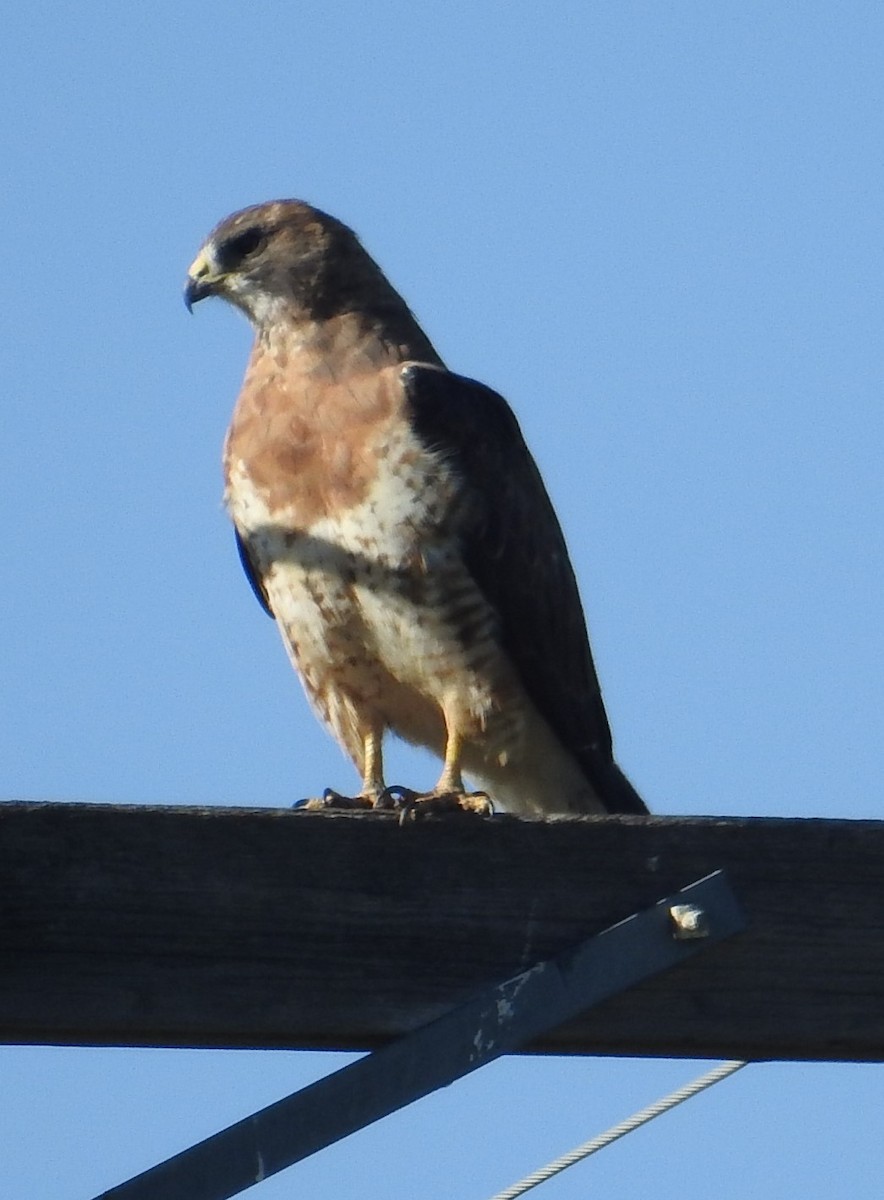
[{"x1": 95, "y1": 870, "x2": 744, "y2": 1200}]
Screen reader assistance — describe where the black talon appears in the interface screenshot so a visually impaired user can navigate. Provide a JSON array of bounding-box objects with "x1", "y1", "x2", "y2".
[{"x1": 377, "y1": 785, "x2": 418, "y2": 810}]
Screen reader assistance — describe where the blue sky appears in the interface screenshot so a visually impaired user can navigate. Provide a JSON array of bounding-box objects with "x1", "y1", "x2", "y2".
[{"x1": 2, "y1": 3, "x2": 882, "y2": 1197}]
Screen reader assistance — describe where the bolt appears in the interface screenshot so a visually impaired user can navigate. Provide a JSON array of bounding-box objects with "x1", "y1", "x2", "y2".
[{"x1": 669, "y1": 903, "x2": 709, "y2": 939}]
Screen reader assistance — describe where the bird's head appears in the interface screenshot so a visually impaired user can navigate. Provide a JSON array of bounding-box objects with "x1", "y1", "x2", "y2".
[{"x1": 184, "y1": 200, "x2": 366, "y2": 328}]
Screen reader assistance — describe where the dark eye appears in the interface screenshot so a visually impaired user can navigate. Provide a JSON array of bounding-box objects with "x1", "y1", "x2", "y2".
[{"x1": 219, "y1": 227, "x2": 265, "y2": 265}]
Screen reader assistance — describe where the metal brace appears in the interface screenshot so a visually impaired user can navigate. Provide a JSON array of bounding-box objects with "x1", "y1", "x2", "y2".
[{"x1": 95, "y1": 869, "x2": 744, "y2": 1200}]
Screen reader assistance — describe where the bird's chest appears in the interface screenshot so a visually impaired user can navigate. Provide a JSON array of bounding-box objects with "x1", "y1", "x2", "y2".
[
  {"x1": 224, "y1": 359, "x2": 456, "y2": 547},
  {"x1": 225, "y1": 394, "x2": 471, "y2": 690},
  {"x1": 225, "y1": 404, "x2": 457, "y2": 568}
]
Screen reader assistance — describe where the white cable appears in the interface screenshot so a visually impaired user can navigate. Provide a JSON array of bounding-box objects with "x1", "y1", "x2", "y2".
[{"x1": 488, "y1": 1060, "x2": 748, "y2": 1200}]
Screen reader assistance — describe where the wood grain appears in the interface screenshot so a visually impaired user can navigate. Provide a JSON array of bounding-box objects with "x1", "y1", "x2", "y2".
[{"x1": 2, "y1": 801, "x2": 882, "y2": 1061}]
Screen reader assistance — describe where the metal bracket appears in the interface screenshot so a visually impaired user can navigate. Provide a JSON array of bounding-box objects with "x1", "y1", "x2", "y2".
[{"x1": 95, "y1": 869, "x2": 744, "y2": 1200}]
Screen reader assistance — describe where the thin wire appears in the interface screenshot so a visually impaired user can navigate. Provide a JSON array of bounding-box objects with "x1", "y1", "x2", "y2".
[{"x1": 488, "y1": 1060, "x2": 748, "y2": 1200}]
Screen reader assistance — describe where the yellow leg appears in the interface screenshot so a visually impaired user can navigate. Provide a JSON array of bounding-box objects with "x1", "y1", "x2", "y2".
[
  {"x1": 434, "y1": 723, "x2": 465, "y2": 795},
  {"x1": 417, "y1": 707, "x2": 490, "y2": 815},
  {"x1": 360, "y1": 726, "x2": 386, "y2": 801},
  {"x1": 297, "y1": 724, "x2": 386, "y2": 811}
]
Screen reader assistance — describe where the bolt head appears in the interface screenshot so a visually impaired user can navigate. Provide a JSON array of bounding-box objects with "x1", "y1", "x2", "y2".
[{"x1": 669, "y1": 903, "x2": 710, "y2": 939}]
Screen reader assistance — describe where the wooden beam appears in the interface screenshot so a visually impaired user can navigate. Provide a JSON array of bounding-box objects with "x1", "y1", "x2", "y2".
[{"x1": 1, "y1": 801, "x2": 882, "y2": 1062}]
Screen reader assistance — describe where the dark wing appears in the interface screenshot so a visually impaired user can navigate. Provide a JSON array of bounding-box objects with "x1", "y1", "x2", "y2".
[
  {"x1": 403, "y1": 364, "x2": 646, "y2": 814},
  {"x1": 235, "y1": 529, "x2": 273, "y2": 617}
]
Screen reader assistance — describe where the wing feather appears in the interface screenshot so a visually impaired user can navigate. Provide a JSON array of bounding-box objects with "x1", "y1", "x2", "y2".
[
  {"x1": 403, "y1": 364, "x2": 645, "y2": 814},
  {"x1": 235, "y1": 529, "x2": 273, "y2": 617}
]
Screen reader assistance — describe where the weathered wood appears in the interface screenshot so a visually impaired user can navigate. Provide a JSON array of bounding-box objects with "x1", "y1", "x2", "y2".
[{"x1": 1, "y1": 801, "x2": 882, "y2": 1061}]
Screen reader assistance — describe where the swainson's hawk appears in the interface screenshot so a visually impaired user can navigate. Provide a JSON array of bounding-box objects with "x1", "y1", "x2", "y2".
[{"x1": 185, "y1": 200, "x2": 646, "y2": 817}]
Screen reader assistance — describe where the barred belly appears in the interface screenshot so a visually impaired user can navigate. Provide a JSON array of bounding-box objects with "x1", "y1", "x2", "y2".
[{"x1": 260, "y1": 532, "x2": 526, "y2": 775}]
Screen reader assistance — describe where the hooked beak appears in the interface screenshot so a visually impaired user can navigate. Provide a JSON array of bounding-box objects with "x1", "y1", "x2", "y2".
[
  {"x1": 183, "y1": 276, "x2": 214, "y2": 312},
  {"x1": 184, "y1": 249, "x2": 223, "y2": 312}
]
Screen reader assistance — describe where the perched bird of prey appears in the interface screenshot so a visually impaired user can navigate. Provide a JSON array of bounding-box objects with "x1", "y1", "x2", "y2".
[{"x1": 185, "y1": 200, "x2": 646, "y2": 817}]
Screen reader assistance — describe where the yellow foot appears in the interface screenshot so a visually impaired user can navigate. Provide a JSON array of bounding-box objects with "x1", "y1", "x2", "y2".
[
  {"x1": 379, "y1": 785, "x2": 494, "y2": 823},
  {"x1": 294, "y1": 788, "x2": 381, "y2": 812}
]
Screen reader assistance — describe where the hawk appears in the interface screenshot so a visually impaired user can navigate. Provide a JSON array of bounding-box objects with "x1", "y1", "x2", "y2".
[{"x1": 185, "y1": 200, "x2": 646, "y2": 817}]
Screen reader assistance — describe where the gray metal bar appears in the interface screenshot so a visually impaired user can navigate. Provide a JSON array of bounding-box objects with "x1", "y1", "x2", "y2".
[{"x1": 95, "y1": 870, "x2": 744, "y2": 1200}]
